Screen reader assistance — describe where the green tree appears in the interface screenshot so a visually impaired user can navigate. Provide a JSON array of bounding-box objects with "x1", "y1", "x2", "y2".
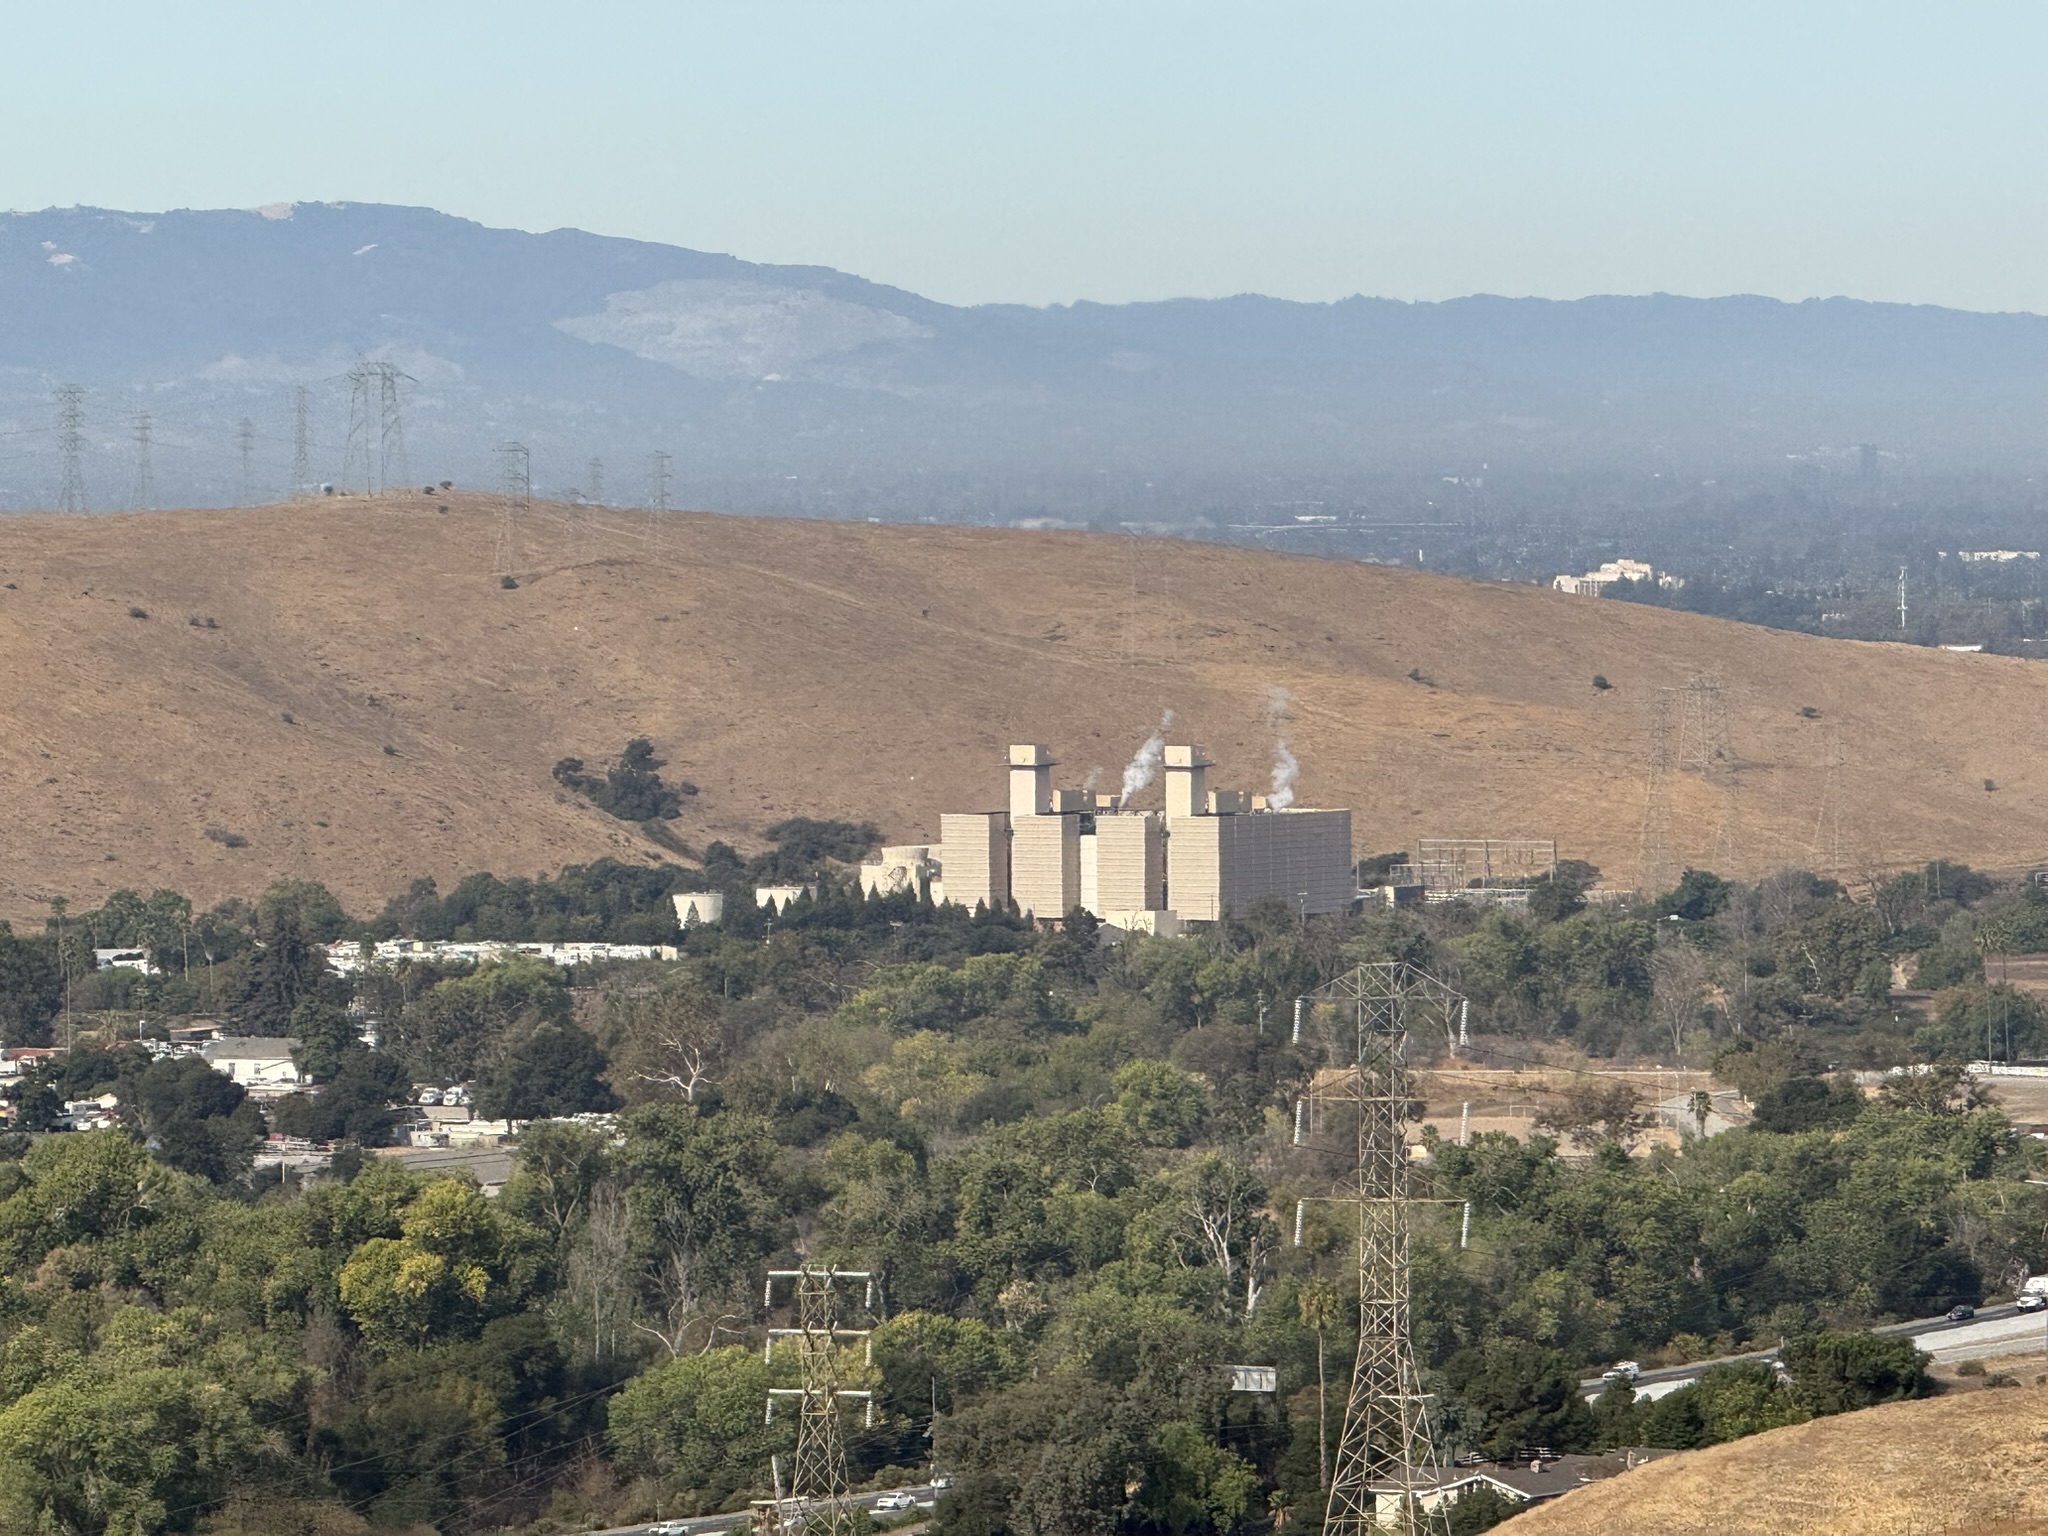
[
  {"x1": 1916, "y1": 984, "x2": 2048, "y2": 1063},
  {"x1": 552, "y1": 737, "x2": 689, "y2": 823},
  {"x1": 0, "y1": 1338, "x2": 283, "y2": 1535},
  {"x1": 336, "y1": 1178, "x2": 539, "y2": 1350},
  {"x1": 1775, "y1": 905, "x2": 1886, "y2": 1001},
  {"x1": 1637, "y1": 1362, "x2": 1807, "y2": 1448},
  {"x1": 289, "y1": 998, "x2": 363, "y2": 1082},
  {"x1": 124, "y1": 1055, "x2": 265, "y2": 1184},
  {"x1": 228, "y1": 901, "x2": 328, "y2": 1035},
  {"x1": 0, "y1": 923, "x2": 64, "y2": 1046},
  {"x1": 500, "y1": 1118, "x2": 614, "y2": 1247},
  {"x1": 1655, "y1": 869, "x2": 1733, "y2": 922},
  {"x1": 1781, "y1": 1330, "x2": 1930, "y2": 1414},
  {"x1": 1878, "y1": 1063, "x2": 1991, "y2": 1116},
  {"x1": 1439, "y1": 1339, "x2": 1597, "y2": 1459},
  {"x1": 1113, "y1": 1059, "x2": 1206, "y2": 1148},
  {"x1": 474, "y1": 1021, "x2": 620, "y2": 1121},
  {"x1": 606, "y1": 1345, "x2": 787, "y2": 1510},
  {"x1": 1133, "y1": 1420, "x2": 1260, "y2": 1536},
  {"x1": 1751, "y1": 1076, "x2": 1863, "y2": 1134},
  {"x1": 386, "y1": 956, "x2": 573, "y2": 1083},
  {"x1": 617, "y1": 1104, "x2": 785, "y2": 1325},
  {"x1": 272, "y1": 1052, "x2": 408, "y2": 1145}
]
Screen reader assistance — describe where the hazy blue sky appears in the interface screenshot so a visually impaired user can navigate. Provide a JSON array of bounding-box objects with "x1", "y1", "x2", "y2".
[{"x1": 6, "y1": 1, "x2": 2044, "y2": 310}]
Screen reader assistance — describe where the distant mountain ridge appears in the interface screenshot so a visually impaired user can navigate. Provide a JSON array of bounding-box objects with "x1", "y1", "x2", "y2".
[{"x1": 4, "y1": 201, "x2": 2047, "y2": 515}]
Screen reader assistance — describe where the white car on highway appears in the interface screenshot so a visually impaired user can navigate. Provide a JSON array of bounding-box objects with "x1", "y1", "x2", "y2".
[{"x1": 874, "y1": 1492, "x2": 919, "y2": 1512}]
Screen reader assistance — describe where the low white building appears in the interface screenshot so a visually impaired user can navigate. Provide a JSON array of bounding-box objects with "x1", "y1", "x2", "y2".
[
  {"x1": 201, "y1": 1037, "x2": 304, "y2": 1087},
  {"x1": 93, "y1": 947, "x2": 158, "y2": 975},
  {"x1": 755, "y1": 884, "x2": 816, "y2": 911},
  {"x1": 1552, "y1": 559, "x2": 1680, "y2": 596},
  {"x1": 324, "y1": 938, "x2": 679, "y2": 974}
]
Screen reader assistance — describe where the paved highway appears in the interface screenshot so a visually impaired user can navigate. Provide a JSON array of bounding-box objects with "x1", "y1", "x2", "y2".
[
  {"x1": 590, "y1": 1484, "x2": 942, "y2": 1536},
  {"x1": 1580, "y1": 1304, "x2": 2048, "y2": 1401}
]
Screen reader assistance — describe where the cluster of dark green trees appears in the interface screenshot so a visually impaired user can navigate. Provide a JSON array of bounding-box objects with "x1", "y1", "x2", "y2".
[{"x1": 0, "y1": 854, "x2": 2040, "y2": 1535}]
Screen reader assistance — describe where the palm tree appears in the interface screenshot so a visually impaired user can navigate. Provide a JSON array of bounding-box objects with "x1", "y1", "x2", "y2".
[{"x1": 1298, "y1": 1276, "x2": 1341, "y2": 1490}]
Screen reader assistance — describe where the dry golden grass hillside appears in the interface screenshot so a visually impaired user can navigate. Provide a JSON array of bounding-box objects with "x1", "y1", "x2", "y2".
[
  {"x1": 0, "y1": 494, "x2": 2044, "y2": 921},
  {"x1": 1504, "y1": 1383, "x2": 2048, "y2": 1534}
]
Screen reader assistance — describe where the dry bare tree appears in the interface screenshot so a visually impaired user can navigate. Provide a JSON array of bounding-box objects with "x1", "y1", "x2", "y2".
[{"x1": 1650, "y1": 942, "x2": 1712, "y2": 1058}]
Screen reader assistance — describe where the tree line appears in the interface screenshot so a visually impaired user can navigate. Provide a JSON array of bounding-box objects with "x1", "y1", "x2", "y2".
[{"x1": 0, "y1": 852, "x2": 2040, "y2": 1533}]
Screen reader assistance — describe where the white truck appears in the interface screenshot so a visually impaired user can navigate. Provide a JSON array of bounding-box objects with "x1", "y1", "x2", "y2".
[{"x1": 2019, "y1": 1276, "x2": 2048, "y2": 1312}]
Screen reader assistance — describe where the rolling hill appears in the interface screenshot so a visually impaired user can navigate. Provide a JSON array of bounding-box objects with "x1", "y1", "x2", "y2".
[
  {"x1": 1503, "y1": 1382, "x2": 2048, "y2": 1534},
  {"x1": 0, "y1": 496, "x2": 2042, "y2": 922}
]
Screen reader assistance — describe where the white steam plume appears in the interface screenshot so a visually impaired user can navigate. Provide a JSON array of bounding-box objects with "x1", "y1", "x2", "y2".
[
  {"x1": 1121, "y1": 709, "x2": 1175, "y2": 800},
  {"x1": 1266, "y1": 687, "x2": 1298, "y2": 809}
]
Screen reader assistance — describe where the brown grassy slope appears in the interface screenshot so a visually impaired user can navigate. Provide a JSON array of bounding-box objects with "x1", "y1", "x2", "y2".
[
  {"x1": 0, "y1": 494, "x2": 2042, "y2": 922},
  {"x1": 1502, "y1": 1383, "x2": 2048, "y2": 1535}
]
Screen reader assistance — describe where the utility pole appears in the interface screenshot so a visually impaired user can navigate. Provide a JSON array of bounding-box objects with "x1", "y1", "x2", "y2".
[
  {"x1": 1297, "y1": 963, "x2": 1457, "y2": 1536},
  {"x1": 1899, "y1": 566, "x2": 1909, "y2": 636},
  {"x1": 55, "y1": 384, "x2": 86, "y2": 512},
  {"x1": 132, "y1": 412, "x2": 155, "y2": 511},
  {"x1": 291, "y1": 385, "x2": 312, "y2": 500},
  {"x1": 759, "y1": 1266, "x2": 876, "y2": 1536},
  {"x1": 495, "y1": 441, "x2": 530, "y2": 576},
  {"x1": 237, "y1": 417, "x2": 256, "y2": 506}
]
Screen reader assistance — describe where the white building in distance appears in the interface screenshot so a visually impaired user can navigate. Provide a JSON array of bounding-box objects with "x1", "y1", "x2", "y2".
[
  {"x1": 1552, "y1": 559, "x2": 1682, "y2": 596},
  {"x1": 202, "y1": 1037, "x2": 304, "y2": 1087}
]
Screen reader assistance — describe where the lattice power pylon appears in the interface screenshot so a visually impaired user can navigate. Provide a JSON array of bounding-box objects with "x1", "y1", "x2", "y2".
[
  {"x1": 341, "y1": 362, "x2": 412, "y2": 495},
  {"x1": 1295, "y1": 963, "x2": 1454, "y2": 1536},
  {"x1": 759, "y1": 1266, "x2": 875, "y2": 1536},
  {"x1": 1640, "y1": 675, "x2": 1743, "y2": 891},
  {"x1": 494, "y1": 441, "x2": 530, "y2": 576}
]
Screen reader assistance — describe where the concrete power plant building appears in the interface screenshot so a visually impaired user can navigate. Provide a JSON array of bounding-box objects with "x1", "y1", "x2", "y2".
[{"x1": 918, "y1": 741, "x2": 1352, "y2": 929}]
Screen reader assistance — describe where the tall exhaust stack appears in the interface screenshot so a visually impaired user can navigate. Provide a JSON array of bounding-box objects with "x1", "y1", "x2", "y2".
[
  {"x1": 1164, "y1": 744, "x2": 1211, "y2": 820},
  {"x1": 1008, "y1": 744, "x2": 1056, "y2": 821}
]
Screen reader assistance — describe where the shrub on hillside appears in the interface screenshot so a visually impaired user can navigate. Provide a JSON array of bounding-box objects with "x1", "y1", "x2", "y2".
[{"x1": 553, "y1": 738, "x2": 695, "y2": 822}]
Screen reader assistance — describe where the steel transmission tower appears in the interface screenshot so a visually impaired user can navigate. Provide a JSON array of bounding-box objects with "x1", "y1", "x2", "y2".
[
  {"x1": 341, "y1": 362, "x2": 411, "y2": 494},
  {"x1": 342, "y1": 367, "x2": 373, "y2": 492},
  {"x1": 647, "y1": 450, "x2": 672, "y2": 553},
  {"x1": 586, "y1": 456, "x2": 604, "y2": 505},
  {"x1": 760, "y1": 1267, "x2": 875, "y2": 1536},
  {"x1": 291, "y1": 385, "x2": 312, "y2": 500},
  {"x1": 1639, "y1": 676, "x2": 1740, "y2": 890},
  {"x1": 237, "y1": 417, "x2": 256, "y2": 506},
  {"x1": 379, "y1": 365, "x2": 409, "y2": 492},
  {"x1": 648, "y1": 450, "x2": 671, "y2": 514},
  {"x1": 55, "y1": 385, "x2": 86, "y2": 512},
  {"x1": 1296, "y1": 963, "x2": 1455, "y2": 1536},
  {"x1": 131, "y1": 412, "x2": 156, "y2": 511},
  {"x1": 494, "y1": 441, "x2": 530, "y2": 575}
]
